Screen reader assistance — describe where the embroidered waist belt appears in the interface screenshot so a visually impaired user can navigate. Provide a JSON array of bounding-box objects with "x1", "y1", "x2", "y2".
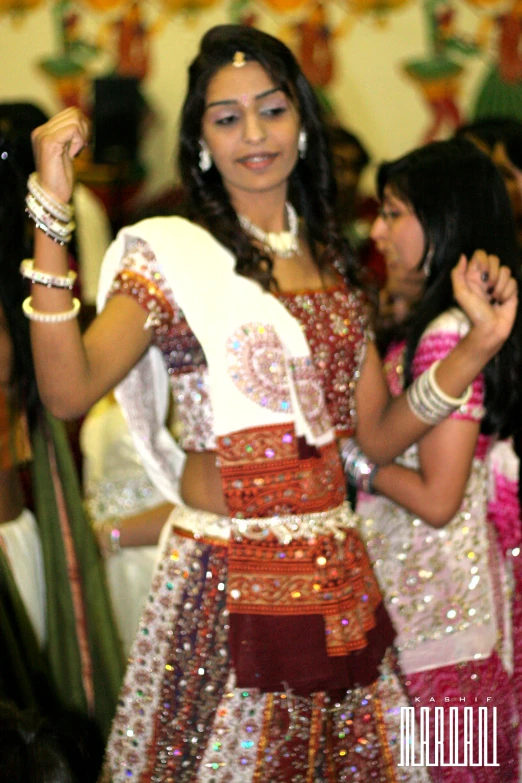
[
  {"x1": 171, "y1": 502, "x2": 395, "y2": 694},
  {"x1": 172, "y1": 500, "x2": 357, "y2": 543}
]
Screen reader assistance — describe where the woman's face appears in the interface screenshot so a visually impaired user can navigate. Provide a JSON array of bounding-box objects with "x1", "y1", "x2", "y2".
[
  {"x1": 371, "y1": 186, "x2": 426, "y2": 275},
  {"x1": 200, "y1": 60, "x2": 301, "y2": 206}
]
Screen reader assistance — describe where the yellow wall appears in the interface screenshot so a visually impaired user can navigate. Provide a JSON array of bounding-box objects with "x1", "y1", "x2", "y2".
[{"x1": 0, "y1": 1, "x2": 491, "y2": 198}]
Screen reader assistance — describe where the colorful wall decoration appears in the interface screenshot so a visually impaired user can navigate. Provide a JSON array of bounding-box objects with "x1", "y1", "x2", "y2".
[
  {"x1": 402, "y1": 0, "x2": 482, "y2": 142},
  {"x1": 469, "y1": 0, "x2": 522, "y2": 122},
  {"x1": 3, "y1": 0, "x2": 422, "y2": 116},
  {"x1": 2, "y1": 0, "x2": 522, "y2": 197}
]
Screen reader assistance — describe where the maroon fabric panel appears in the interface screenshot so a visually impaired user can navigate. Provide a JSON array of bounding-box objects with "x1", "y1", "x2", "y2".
[{"x1": 229, "y1": 602, "x2": 395, "y2": 695}]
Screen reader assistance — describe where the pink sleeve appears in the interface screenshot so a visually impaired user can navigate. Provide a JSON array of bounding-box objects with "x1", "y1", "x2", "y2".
[{"x1": 412, "y1": 328, "x2": 485, "y2": 422}]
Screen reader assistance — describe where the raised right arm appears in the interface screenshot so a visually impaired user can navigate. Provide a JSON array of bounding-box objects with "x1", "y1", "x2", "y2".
[
  {"x1": 29, "y1": 109, "x2": 151, "y2": 419},
  {"x1": 354, "y1": 253, "x2": 518, "y2": 464}
]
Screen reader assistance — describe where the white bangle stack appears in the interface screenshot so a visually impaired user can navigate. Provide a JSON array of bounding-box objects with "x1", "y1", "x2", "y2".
[
  {"x1": 26, "y1": 172, "x2": 75, "y2": 245},
  {"x1": 407, "y1": 359, "x2": 472, "y2": 426},
  {"x1": 27, "y1": 172, "x2": 73, "y2": 223}
]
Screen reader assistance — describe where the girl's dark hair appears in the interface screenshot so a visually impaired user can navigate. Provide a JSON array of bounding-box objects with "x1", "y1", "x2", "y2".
[
  {"x1": 178, "y1": 23, "x2": 359, "y2": 290},
  {"x1": 0, "y1": 702, "x2": 103, "y2": 783},
  {"x1": 377, "y1": 137, "x2": 522, "y2": 439},
  {"x1": 0, "y1": 121, "x2": 40, "y2": 427}
]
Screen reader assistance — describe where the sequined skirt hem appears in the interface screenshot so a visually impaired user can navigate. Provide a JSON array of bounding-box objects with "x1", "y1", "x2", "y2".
[{"x1": 100, "y1": 509, "x2": 429, "y2": 782}]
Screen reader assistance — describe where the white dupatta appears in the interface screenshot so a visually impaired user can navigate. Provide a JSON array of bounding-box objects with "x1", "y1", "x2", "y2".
[{"x1": 97, "y1": 217, "x2": 336, "y2": 506}]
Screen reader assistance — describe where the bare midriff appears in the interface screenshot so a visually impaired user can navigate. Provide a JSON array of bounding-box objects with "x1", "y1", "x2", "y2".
[{"x1": 180, "y1": 451, "x2": 228, "y2": 516}]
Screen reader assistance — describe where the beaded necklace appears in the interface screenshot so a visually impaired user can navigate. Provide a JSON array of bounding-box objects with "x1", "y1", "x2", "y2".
[{"x1": 238, "y1": 202, "x2": 299, "y2": 258}]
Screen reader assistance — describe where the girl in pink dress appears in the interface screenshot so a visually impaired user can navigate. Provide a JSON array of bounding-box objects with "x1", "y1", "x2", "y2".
[{"x1": 351, "y1": 138, "x2": 522, "y2": 782}]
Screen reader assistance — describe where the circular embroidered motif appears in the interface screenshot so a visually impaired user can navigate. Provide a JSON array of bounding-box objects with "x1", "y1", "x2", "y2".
[{"x1": 226, "y1": 323, "x2": 293, "y2": 414}]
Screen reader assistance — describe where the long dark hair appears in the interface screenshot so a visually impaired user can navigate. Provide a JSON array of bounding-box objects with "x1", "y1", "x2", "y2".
[
  {"x1": 178, "y1": 24, "x2": 359, "y2": 291},
  {"x1": 0, "y1": 702, "x2": 103, "y2": 783},
  {"x1": 377, "y1": 138, "x2": 522, "y2": 438},
  {"x1": 0, "y1": 122, "x2": 40, "y2": 428}
]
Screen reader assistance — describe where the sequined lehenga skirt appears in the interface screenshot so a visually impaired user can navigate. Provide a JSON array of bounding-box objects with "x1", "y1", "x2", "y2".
[{"x1": 100, "y1": 505, "x2": 431, "y2": 783}]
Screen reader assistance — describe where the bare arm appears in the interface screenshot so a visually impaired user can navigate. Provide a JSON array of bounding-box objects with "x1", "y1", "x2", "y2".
[
  {"x1": 117, "y1": 503, "x2": 174, "y2": 547},
  {"x1": 354, "y1": 329, "x2": 490, "y2": 464},
  {"x1": 31, "y1": 241, "x2": 152, "y2": 418},
  {"x1": 355, "y1": 253, "x2": 518, "y2": 464},
  {"x1": 29, "y1": 109, "x2": 152, "y2": 419},
  {"x1": 94, "y1": 502, "x2": 174, "y2": 556},
  {"x1": 370, "y1": 417, "x2": 479, "y2": 527}
]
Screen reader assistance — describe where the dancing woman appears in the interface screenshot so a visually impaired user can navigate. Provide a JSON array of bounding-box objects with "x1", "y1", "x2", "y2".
[
  {"x1": 28, "y1": 25, "x2": 517, "y2": 782},
  {"x1": 353, "y1": 138, "x2": 522, "y2": 781}
]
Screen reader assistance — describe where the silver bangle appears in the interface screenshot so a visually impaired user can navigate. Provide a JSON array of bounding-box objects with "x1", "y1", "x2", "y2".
[
  {"x1": 22, "y1": 296, "x2": 81, "y2": 323},
  {"x1": 20, "y1": 258, "x2": 77, "y2": 290},
  {"x1": 340, "y1": 437, "x2": 379, "y2": 494}
]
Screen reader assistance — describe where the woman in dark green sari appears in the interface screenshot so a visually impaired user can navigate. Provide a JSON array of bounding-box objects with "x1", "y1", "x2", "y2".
[{"x1": 0, "y1": 108, "x2": 123, "y2": 739}]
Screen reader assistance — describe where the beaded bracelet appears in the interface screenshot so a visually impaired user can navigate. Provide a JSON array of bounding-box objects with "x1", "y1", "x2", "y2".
[
  {"x1": 22, "y1": 296, "x2": 81, "y2": 323},
  {"x1": 92, "y1": 518, "x2": 122, "y2": 556},
  {"x1": 108, "y1": 521, "x2": 121, "y2": 554},
  {"x1": 26, "y1": 211, "x2": 74, "y2": 245},
  {"x1": 26, "y1": 193, "x2": 75, "y2": 245},
  {"x1": 20, "y1": 259, "x2": 77, "y2": 290},
  {"x1": 26, "y1": 193, "x2": 75, "y2": 236},
  {"x1": 27, "y1": 172, "x2": 73, "y2": 223}
]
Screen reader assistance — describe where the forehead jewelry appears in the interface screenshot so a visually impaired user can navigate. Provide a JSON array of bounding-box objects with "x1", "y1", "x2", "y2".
[{"x1": 233, "y1": 51, "x2": 246, "y2": 68}]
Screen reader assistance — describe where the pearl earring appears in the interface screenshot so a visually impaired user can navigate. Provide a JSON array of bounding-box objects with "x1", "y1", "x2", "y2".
[
  {"x1": 423, "y1": 246, "x2": 434, "y2": 277},
  {"x1": 298, "y1": 129, "x2": 307, "y2": 160},
  {"x1": 199, "y1": 141, "x2": 212, "y2": 173}
]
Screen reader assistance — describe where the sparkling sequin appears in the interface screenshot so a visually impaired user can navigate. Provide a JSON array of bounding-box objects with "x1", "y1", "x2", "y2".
[
  {"x1": 171, "y1": 370, "x2": 216, "y2": 450},
  {"x1": 277, "y1": 286, "x2": 371, "y2": 437},
  {"x1": 358, "y1": 312, "x2": 499, "y2": 675},
  {"x1": 218, "y1": 426, "x2": 345, "y2": 518},
  {"x1": 103, "y1": 565, "x2": 427, "y2": 783},
  {"x1": 226, "y1": 323, "x2": 292, "y2": 414},
  {"x1": 101, "y1": 242, "x2": 428, "y2": 781},
  {"x1": 110, "y1": 251, "x2": 370, "y2": 453}
]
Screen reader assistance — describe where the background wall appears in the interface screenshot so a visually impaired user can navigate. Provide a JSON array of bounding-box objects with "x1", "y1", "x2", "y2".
[{"x1": 0, "y1": 1, "x2": 503, "y2": 200}]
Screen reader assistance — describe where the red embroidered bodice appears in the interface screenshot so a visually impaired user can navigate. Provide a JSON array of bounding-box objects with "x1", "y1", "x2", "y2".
[{"x1": 107, "y1": 236, "x2": 371, "y2": 517}]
